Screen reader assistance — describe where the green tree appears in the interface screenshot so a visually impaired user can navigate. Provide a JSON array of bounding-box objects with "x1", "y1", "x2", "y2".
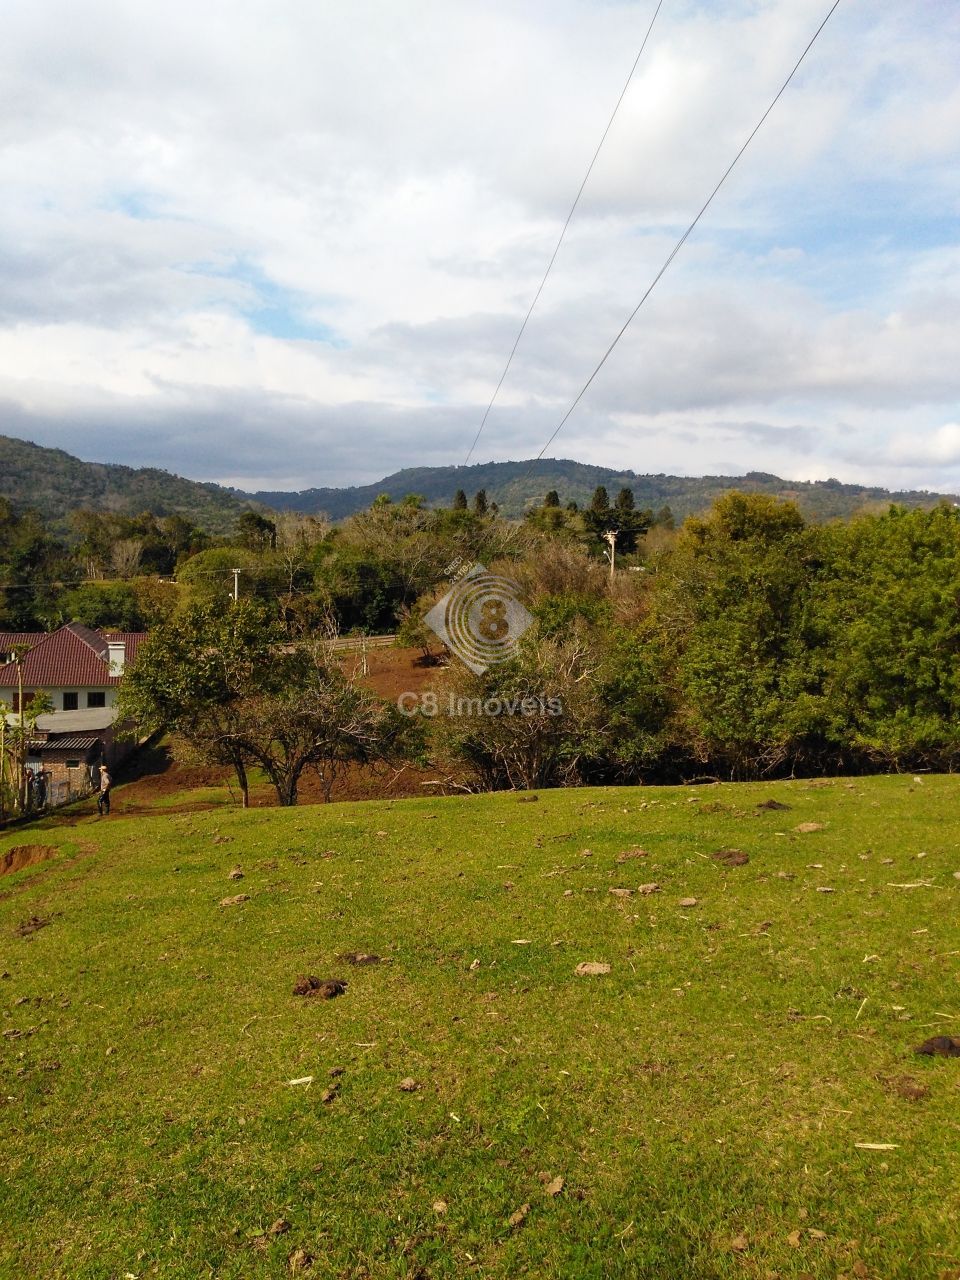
[
  {"x1": 807, "y1": 505, "x2": 960, "y2": 769},
  {"x1": 634, "y1": 493, "x2": 815, "y2": 778},
  {"x1": 236, "y1": 512, "x2": 277, "y2": 551},
  {"x1": 432, "y1": 626, "x2": 606, "y2": 790},
  {"x1": 452, "y1": 489, "x2": 468, "y2": 511},
  {"x1": 235, "y1": 645, "x2": 416, "y2": 804},
  {"x1": 118, "y1": 602, "x2": 279, "y2": 807},
  {"x1": 119, "y1": 602, "x2": 417, "y2": 806},
  {"x1": 1, "y1": 499, "x2": 72, "y2": 628},
  {"x1": 578, "y1": 485, "x2": 651, "y2": 555},
  {"x1": 60, "y1": 582, "x2": 147, "y2": 631}
]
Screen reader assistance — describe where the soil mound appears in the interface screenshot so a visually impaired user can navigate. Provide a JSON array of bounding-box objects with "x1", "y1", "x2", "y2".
[{"x1": 1, "y1": 845, "x2": 58, "y2": 877}]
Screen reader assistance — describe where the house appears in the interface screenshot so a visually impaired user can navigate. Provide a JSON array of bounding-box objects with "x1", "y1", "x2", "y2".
[{"x1": 0, "y1": 622, "x2": 146, "y2": 806}]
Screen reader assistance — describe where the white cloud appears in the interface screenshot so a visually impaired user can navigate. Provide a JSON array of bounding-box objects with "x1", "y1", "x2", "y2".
[
  {"x1": 0, "y1": 0, "x2": 958, "y2": 491},
  {"x1": 888, "y1": 423, "x2": 960, "y2": 468}
]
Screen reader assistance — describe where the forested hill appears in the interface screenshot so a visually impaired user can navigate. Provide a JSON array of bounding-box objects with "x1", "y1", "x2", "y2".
[
  {"x1": 3, "y1": 432, "x2": 956, "y2": 527},
  {"x1": 248, "y1": 457, "x2": 958, "y2": 522},
  {"x1": 0, "y1": 434, "x2": 254, "y2": 534}
]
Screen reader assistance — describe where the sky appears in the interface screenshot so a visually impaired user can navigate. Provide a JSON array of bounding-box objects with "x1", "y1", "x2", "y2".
[{"x1": 1, "y1": 0, "x2": 959, "y2": 494}]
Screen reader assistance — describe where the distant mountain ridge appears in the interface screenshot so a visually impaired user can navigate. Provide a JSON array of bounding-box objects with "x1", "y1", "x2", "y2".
[
  {"x1": 246, "y1": 457, "x2": 958, "y2": 523},
  {"x1": 2, "y1": 433, "x2": 956, "y2": 529},
  {"x1": 0, "y1": 433, "x2": 254, "y2": 534}
]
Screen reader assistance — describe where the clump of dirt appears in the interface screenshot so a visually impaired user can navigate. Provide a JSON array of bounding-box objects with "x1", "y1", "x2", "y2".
[
  {"x1": 712, "y1": 849, "x2": 750, "y2": 868},
  {"x1": 292, "y1": 976, "x2": 347, "y2": 999},
  {"x1": 338, "y1": 952, "x2": 382, "y2": 966},
  {"x1": 879, "y1": 1074, "x2": 929, "y2": 1101},
  {"x1": 756, "y1": 799, "x2": 791, "y2": 812},
  {"x1": 914, "y1": 1035, "x2": 960, "y2": 1057},
  {"x1": 1, "y1": 846, "x2": 58, "y2": 877},
  {"x1": 516, "y1": 794, "x2": 539, "y2": 804},
  {"x1": 13, "y1": 915, "x2": 50, "y2": 938},
  {"x1": 616, "y1": 848, "x2": 649, "y2": 863}
]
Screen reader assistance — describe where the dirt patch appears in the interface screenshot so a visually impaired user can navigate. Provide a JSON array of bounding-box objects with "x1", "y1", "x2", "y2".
[
  {"x1": 914, "y1": 1036, "x2": 960, "y2": 1057},
  {"x1": 756, "y1": 799, "x2": 790, "y2": 812},
  {"x1": 1, "y1": 845, "x2": 59, "y2": 877},
  {"x1": 14, "y1": 915, "x2": 51, "y2": 938},
  {"x1": 338, "y1": 952, "x2": 382, "y2": 966},
  {"x1": 617, "y1": 847, "x2": 649, "y2": 863},
  {"x1": 712, "y1": 849, "x2": 750, "y2": 868},
  {"x1": 879, "y1": 1074, "x2": 929, "y2": 1101},
  {"x1": 292, "y1": 975, "x2": 347, "y2": 999}
]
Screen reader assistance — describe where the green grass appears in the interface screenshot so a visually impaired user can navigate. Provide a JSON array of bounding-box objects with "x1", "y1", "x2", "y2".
[{"x1": 1, "y1": 775, "x2": 959, "y2": 1279}]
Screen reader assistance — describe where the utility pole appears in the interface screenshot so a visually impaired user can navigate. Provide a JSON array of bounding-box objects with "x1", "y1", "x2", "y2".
[
  {"x1": 0, "y1": 709, "x2": 7, "y2": 823},
  {"x1": 11, "y1": 644, "x2": 27, "y2": 814},
  {"x1": 232, "y1": 568, "x2": 241, "y2": 602},
  {"x1": 603, "y1": 529, "x2": 617, "y2": 582}
]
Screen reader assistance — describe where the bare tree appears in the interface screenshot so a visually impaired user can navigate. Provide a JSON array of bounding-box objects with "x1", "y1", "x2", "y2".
[
  {"x1": 433, "y1": 627, "x2": 606, "y2": 791},
  {"x1": 110, "y1": 538, "x2": 144, "y2": 579}
]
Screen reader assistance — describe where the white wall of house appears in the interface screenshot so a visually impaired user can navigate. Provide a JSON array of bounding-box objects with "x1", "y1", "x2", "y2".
[
  {"x1": 2, "y1": 687, "x2": 117, "y2": 726},
  {"x1": 44, "y1": 685, "x2": 118, "y2": 712}
]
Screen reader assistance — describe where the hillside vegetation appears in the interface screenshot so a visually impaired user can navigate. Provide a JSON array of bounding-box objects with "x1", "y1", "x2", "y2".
[
  {"x1": 0, "y1": 434, "x2": 253, "y2": 534},
  {"x1": 2, "y1": 432, "x2": 954, "y2": 528},
  {"x1": 248, "y1": 457, "x2": 957, "y2": 522},
  {"x1": 1, "y1": 775, "x2": 958, "y2": 1278}
]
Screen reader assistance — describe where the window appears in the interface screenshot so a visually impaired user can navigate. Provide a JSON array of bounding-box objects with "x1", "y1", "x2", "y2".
[
  {"x1": 65, "y1": 760, "x2": 80, "y2": 769},
  {"x1": 63, "y1": 691, "x2": 79, "y2": 711},
  {"x1": 87, "y1": 691, "x2": 106, "y2": 708}
]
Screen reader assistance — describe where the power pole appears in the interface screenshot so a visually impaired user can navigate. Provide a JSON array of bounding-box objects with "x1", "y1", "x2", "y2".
[
  {"x1": 232, "y1": 568, "x2": 241, "y2": 602},
  {"x1": 603, "y1": 529, "x2": 617, "y2": 582},
  {"x1": 12, "y1": 645, "x2": 27, "y2": 814}
]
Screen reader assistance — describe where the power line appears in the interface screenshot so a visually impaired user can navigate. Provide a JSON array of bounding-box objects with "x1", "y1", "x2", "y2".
[
  {"x1": 528, "y1": 0, "x2": 843, "y2": 469},
  {"x1": 463, "y1": 0, "x2": 666, "y2": 467}
]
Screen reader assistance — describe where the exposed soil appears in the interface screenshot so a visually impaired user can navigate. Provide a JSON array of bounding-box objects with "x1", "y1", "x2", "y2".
[
  {"x1": 1, "y1": 845, "x2": 59, "y2": 877},
  {"x1": 14, "y1": 914, "x2": 51, "y2": 937},
  {"x1": 914, "y1": 1036, "x2": 960, "y2": 1057},
  {"x1": 0, "y1": 840, "x2": 98, "y2": 902},
  {"x1": 712, "y1": 849, "x2": 750, "y2": 867},
  {"x1": 292, "y1": 976, "x2": 347, "y2": 999},
  {"x1": 879, "y1": 1074, "x2": 930, "y2": 1101},
  {"x1": 338, "y1": 952, "x2": 382, "y2": 966}
]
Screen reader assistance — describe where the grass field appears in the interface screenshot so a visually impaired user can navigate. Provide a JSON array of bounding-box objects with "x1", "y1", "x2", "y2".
[{"x1": 1, "y1": 774, "x2": 959, "y2": 1279}]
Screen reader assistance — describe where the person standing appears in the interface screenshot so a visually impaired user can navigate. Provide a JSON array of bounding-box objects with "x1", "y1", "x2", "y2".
[{"x1": 97, "y1": 765, "x2": 112, "y2": 816}]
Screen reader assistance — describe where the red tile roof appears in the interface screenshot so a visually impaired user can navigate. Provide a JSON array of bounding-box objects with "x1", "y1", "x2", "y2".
[
  {"x1": 0, "y1": 632, "x2": 45, "y2": 658},
  {"x1": 0, "y1": 623, "x2": 146, "y2": 689}
]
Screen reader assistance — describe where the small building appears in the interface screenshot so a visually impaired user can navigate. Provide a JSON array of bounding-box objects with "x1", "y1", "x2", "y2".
[{"x1": 0, "y1": 622, "x2": 146, "y2": 805}]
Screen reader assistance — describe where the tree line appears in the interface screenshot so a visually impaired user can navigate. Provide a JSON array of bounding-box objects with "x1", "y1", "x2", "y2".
[{"x1": 108, "y1": 489, "x2": 960, "y2": 800}]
